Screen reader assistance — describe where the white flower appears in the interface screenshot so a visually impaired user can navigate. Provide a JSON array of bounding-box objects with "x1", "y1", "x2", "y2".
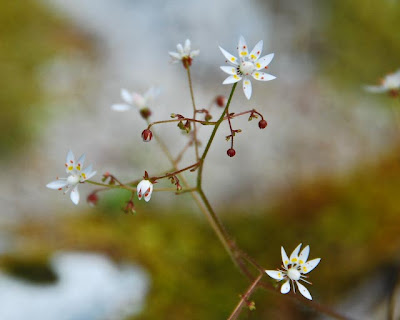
[
  {"x1": 219, "y1": 36, "x2": 276, "y2": 100},
  {"x1": 137, "y1": 180, "x2": 153, "y2": 202},
  {"x1": 46, "y1": 150, "x2": 96, "y2": 205},
  {"x1": 169, "y1": 39, "x2": 200, "y2": 66},
  {"x1": 111, "y1": 87, "x2": 160, "y2": 112},
  {"x1": 365, "y1": 69, "x2": 400, "y2": 94},
  {"x1": 265, "y1": 244, "x2": 321, "y2": 300}
]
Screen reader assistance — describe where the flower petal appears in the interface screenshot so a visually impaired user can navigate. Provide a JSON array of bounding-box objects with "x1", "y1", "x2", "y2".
[
  {"x1": 76, "y1": 154, "x2": 86, "y2": 171},
  {"x1": 144, "y1": 87, "x2": 160, "y2": 101},
  {"x1": 176, "y1": 43, "x2": 184, "y2": 54},
  {"x1": 299, "y1": 245, "x2": 310, "y2": 264},
  {"x1": 290, "y1": 244, "x2": 302, "y2": 264},
  {"x1": 65, "y1": 150, "x2": 75, "y2": 173},
  {"x1": 222, "y1": 75, "x2": 242, "y2": 85},
  {"x1": 252, "y1": 71, "x2": 276, "y2": 82},
  {"x1": 302, "y1": 258, "x2": 321, "y2": 274},
  {"x1": 281, "y1": 246, "x2": 290, "y2": 268},
  {"x1": 219, "y1": 46, "x2": 238, "y2": 65},
  {"x1": 249, "y1": 40, "x2": 263, "y2": 61},
  {"x1": 280, "y1": 280, "x2": 291, "y2": 294},
  {"x1": 70, "y1": 185, "x2": 80, "y2": 205},
  {"x1": 111, "y1": 104, "x2": 131, "y2": 112},
  {"x1": 296, "y1": 282, "x2": 312, "y2": 300},
  {"x1": 190, "y1": 49, "x2": 200, "y2": 58},
  {"x1": 255, "y1": 53, "x2": 274, "y2": 70},
  {"x1": 220, "y1": 66, "x2": 237, "y2": 75},
  {"x1": 46, "y1": 179, "x2": 68, "y2": 189},
  {"x1": 132, "y1": 93, "x2": 146, "y2": 108},
  {"x1": 144, "y1": 183, "x2": 153, "y2": 202},
  {"x1": 243, "y1": 77, "x2": 252, "y2": 100},
  {"x1": 266, "y1": 270, "x2": 284, "y2": 280},
  {"x1": 169, "y1": 51, "x2": 181, "y2": 60},
  {"x1": 364, "y1": 85, "x2": 387, "y2": 93},
  {"x1": 237, "y1": 36, "x2": 249, "y2": 59},
  {"x1": 121, "y1": 89, "x2": 133, "y2": 104},
  {"x1": 80, "y1": 164, "x2": 94, "y2": 181},
  {"x1": 184, "y1": 39, "x2": 191, "y2": 53}
]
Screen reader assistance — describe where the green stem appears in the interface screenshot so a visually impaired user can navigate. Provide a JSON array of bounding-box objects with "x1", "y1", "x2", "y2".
[{"x1": 186, "y1": 66, "x2": 200, "y2": 161}]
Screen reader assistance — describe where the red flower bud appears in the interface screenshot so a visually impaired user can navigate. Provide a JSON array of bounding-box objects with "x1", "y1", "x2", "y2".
[
  {"x1": 215, "y1": 95, "x2": 226, "y2": 107},
  {"x1": 258, "y1": 119, "x2": 268, "y2": 129},
  {"x1": 141, "y1": 129, "x2": 153, "y2": 142},
  {"x1": 227, "y1": 148, "x2": 236, "y2": 157},
  {"x1": 87, "y1": 193, "x2": 99, "y2": 207}
]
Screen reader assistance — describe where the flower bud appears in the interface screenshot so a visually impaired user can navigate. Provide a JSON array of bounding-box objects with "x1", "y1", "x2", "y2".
[
  {"x1": 141, "y1": 129, "x2": 153, "y2": 142},
  {"x1": 205, "y1": 114, "x2": 212, "y2": 122},
  {"x1": 215, "y1": 95, "x2": 226, "y2": 107},
  {"x1": 87, "y1": 193, "x2": 99, "y2": 207},
  {"x1": 258, "y1": 119, "x2": 268, "y2": 129},
  {"x1": 227, "y1": 148, "x2": 236, "y2": 157},
  {"x1": 140, "y1": 107, "x2": 152, "y2": 119}
]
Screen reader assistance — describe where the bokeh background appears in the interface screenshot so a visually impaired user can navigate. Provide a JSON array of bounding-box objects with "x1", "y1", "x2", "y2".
[{"x1": 1, "y1": 0, "x2": 400, "y2": 319}]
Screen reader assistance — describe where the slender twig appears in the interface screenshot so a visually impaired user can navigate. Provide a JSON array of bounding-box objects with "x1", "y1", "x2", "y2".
[
  {"x1": 151, "y1": 162, "x2": 199, "y2": 181},
  {"x1": 227, "y1": 273, "x2": 263, "y2": 320},
  {"x1": 148, "y1": 118, "x2": 216, "y2": 129},
  {"x1": 86, "y1": 180, "x2": 135, "y2": 191},
  {"x1": 186, "y1": 66, "x2": 200, "y2": 161}
]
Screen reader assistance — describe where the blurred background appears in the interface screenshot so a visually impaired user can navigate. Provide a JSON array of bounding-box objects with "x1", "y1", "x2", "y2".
[{"x1": 1, "y1": 0, "x2": 400, "y2": 319}]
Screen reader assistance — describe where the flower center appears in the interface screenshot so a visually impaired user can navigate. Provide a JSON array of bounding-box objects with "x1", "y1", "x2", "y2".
[
  {"x1": 287, "y1": 268, "x2": 301, "y2": 281},
  {"x1": 239, "y1": 61, "x2": 255, "y2": 76},
  {"x1": 67, "y1": 174, "x2": 80, "y2": 186}
]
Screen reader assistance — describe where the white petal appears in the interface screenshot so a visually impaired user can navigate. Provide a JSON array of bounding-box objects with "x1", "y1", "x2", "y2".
[
  {"x1": 65, "y1": 150, "x2": 75, "y2": 173},
  {"x1": 219, "y1": 46, "x2": 238, "y2": 65},
  {"x1": 144, "y1": 183, "x2": 153, "y2": 202},
  {"x1": 243, "y1": 77, "x2": 252, "y2": 100},
  {"x1": 176, "y1": 43, "x2": 184, "y2": 54},
  {"x1": 222, "y1": 75, "x2": 242, "y2": 85},
  {"x1": 190, "y1": 49, "x2": 200, "y2": 57},
  {"x1": 255, "y1": 53, "x2": 274, "y2": 70},
  {"x1": 80, "y1": 164, "x2": 94, "y2": 181},
  {"x1": 184, "y1": 39, "x2": 191, "y2": 52},
  {"x1": 132, "y1": 93, "x2": 146, "y2": 108},
  {"x1": 76, "y1": 154, "x2": 86, "y2": 171},
  {"x1": 364, "y1": 85, "x2": 387, "y2": 93},
  {"x1": 46, "y1": 180, "x2": 68, "y2": 189},
  {"x1": 281, "y1": 247, "x2": 290, "y2": 268},
  {"x1": 296, "y1": 282, "x2": 312, "y2": 300},
  {"x1": 121, "y1": 89, "x2": 133, "y2": 104},
  {"x1": 144, "y1": 87, "x2": 159, "y2": 100},
  {"x1": 299, "y1": 245, "x2": 310, "y2": 264},
  {"x1": 249, "y1": 40, "x2": 263, "y2": 61},
  {"x1": 290, "y1": 244, "x2": 302, "y2": 264},
  {"x1": 111, "y1": 104, "x2": 131, "y2": 112},
  {"x1": 220, "y1": 66, "x2": 237, "y2": 75},
  {"x1": 237, "y1": 36, "x2": 249, "y2": 59},
  {"x1": 252, "y1": 71, "x2": 276, "y2": 82},
  {"x1": 70, "y1": 185, "x2": 80, "y2": 205},
  {"x1": 169, "y1": 51, "x2": 181, "y2": 60},
  {"x1": 302, "y1": 258, "x2": 321, "y2": 274},
  {"x1": 265, "y1": 270, "x2": 284, "y2": 280},
  {"x1": 280, "y1": 280, "x2": 291, "y2": 294},
  {"x1": 85, "y1": 170, "x2": 97, "y2": 180}
]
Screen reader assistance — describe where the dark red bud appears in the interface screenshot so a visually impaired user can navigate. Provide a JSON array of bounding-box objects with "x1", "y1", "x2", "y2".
[
  {"x1": 227, "y1": 148, "x2": 236, "y2": 157},
  {"x1": 258, "y1": 119, "x2": 268, "y2": 129},
  {"x1": 215, "y1": 95, "x2": 226, "y2": 107},
  {"x1": 205, "y1": 114, "x2": 212, "y2": 121},
  {"x1": 389, "y1": 89, "x2": 399, "y2": 98},
  {"x1": 141, "y1": 129, "x2": 153, "y2": 142},
  {"x1": 182, "y1": 56, "x2": 193, "y2": 69},
  {"x1": 87, "y1": 193, "x2": 99, "y2": 207},
  {"x1": 140, "y1": 108, "x2": 152, "y2": 119}
]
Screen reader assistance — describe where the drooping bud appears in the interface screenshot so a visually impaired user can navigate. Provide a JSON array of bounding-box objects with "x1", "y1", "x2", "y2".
[
  {"x1": 140, "y1": 107, "x2": 152, "y2": 119},
  {"x1": 227, "y1": 148, "x2": 236, "y2": 157},
  {"x1": 205, "y1": 114, "x2": 212, "y2": 122},
  {"x1": 215, "y1": 95, "x2": 227, "y2": 107},
  {"x1": 258, "y1": 119, "x2": 268, "y2": 129},
  {"x1": 124, "y1": 200, "x2": 136, "y2": 214},
  {"x1": 141, "y1": 129, "x2": 153, "y2": 142},
  {"x1": 87, "y1": 192, "x2": 99, "y2": 207}
]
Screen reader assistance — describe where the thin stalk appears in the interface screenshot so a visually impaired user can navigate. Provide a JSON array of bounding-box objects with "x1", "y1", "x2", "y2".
[{"x1": 186, "y1": 66, "x2": 200, "y2": 161}]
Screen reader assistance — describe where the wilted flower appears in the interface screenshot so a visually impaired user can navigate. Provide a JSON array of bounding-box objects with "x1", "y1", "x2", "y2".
[
  {"x1": 169, "y1": 39, "x2": 200, "y2": 68},
  {"x1": 111, "y1": 87, "x2": 159, "y2": 114},
  {"x1": 219, "y1": 36, "x2": 276, "y2": 99},
  {"x1": 46, "y1": 150, "x2": 96, "y2": 205},
  {"x1": 365, "y1": 69, "x2": 400, "y2": 96},
  {"x1": 265, "y1": 244, "x2": 321, "y2": 300},
  {"x1": 137, "y1": 180, "x2": 153, "y2": 202}
]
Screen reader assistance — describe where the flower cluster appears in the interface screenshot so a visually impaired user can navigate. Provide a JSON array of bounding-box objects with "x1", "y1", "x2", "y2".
[
  {"x1": 265, "y1": 244, "x2": 321, "y2": 300},
  {"x1": 46, "y1": 150, "x2": 96, "y2": 205},
  {"x1": 365, "y1": 69, "x2": 400, "y2": 97}
]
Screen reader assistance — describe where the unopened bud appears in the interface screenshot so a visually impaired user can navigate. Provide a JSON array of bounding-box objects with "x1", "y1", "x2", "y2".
[
  {"x1": 170, "y1": 113, "x2": 176, "y2": 118},
  {"x1": 141, "y1": 129, "x2": 153, "y2": 142},
  {"x1": 124, "y1": 200, "x2": 136, "y2": 214},
  {"x1": 87, "y1": 193, "x2": 99, "y2": 207},
  {"x1": 258, "y1": 119, "x2": 268, "y2": 129},
  {"x1": 205, "y1": 114, "x2": 212, "y2": 121},
  {"x1": 140, "y1": 108, "x2": 152, "y2": 119},
  {"x1": 215, "y1": 95, "x2": 226, "y2": 107},
  {"x1": 227, "y1": 148, "x2": 236, "y2": 157},
  {"x1": 389, "y1": 89, "x2": 399, "y2": 98}
]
